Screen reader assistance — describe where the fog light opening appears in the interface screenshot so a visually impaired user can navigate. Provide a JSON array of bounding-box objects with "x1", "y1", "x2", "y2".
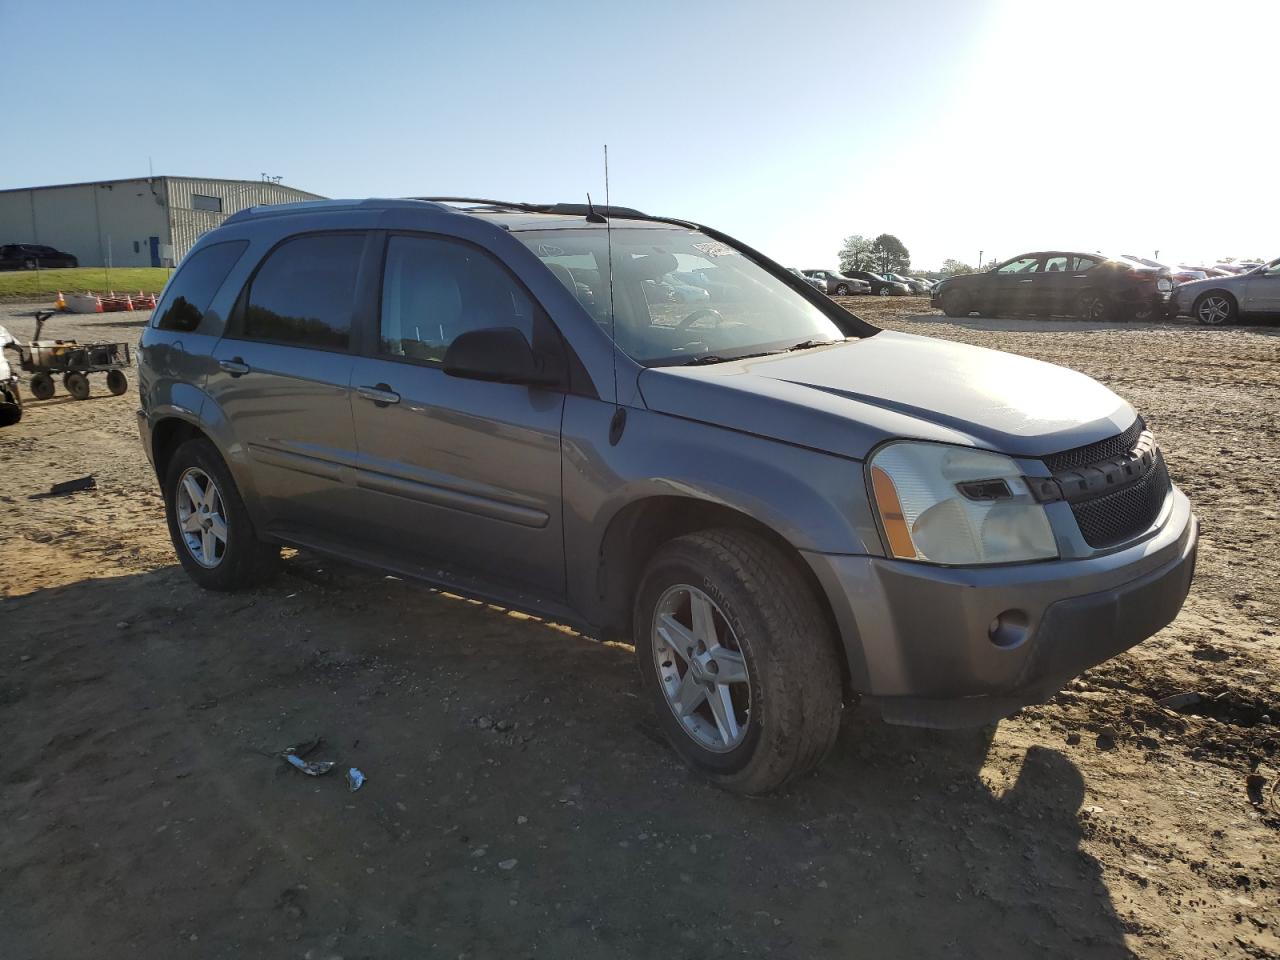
[{"x1": 988, "y1": 610, "x2": 1030, "y2": 649}]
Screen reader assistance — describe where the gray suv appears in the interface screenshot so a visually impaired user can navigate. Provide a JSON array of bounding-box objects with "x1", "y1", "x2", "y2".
[{"x1": 137, "y1": 197, "x2": 1198, "y2": 794}]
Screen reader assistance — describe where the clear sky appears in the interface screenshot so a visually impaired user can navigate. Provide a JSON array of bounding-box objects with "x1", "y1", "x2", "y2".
[{"x1": 2, "y1": 0, "x2": 1274, "y2": 270}]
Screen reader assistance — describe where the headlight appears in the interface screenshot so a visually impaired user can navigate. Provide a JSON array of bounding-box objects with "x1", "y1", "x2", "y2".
[{"x1": 868, "y1": 441, "x2": 1058, "y2": 565}]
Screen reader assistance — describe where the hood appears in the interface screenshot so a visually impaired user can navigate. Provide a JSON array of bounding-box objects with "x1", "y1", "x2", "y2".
[{"x1": 637, "y1": 330, "x2": 1135, "y2": 462}]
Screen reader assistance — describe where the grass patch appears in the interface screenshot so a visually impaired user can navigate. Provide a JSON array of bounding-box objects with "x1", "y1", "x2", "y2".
[{"x1": 0, "y1": 267, "x2": 172, "y2": 301}]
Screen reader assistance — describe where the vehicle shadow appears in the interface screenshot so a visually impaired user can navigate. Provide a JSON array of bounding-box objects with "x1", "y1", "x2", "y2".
[{"x1": 1, "y1": 560, "x2": 1130, "y2": 959}]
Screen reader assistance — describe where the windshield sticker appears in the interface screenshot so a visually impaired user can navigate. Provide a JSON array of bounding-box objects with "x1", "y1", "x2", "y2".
[
  {"x1": 692, "y1": 241, "x2": 735, "y2": 258},
  {"x1": 536, "y1": 242, "x2": 565, "y2": 257}
]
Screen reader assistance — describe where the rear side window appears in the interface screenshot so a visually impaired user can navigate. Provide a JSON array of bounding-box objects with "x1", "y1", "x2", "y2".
[
  {"x1": 1073, "y1": 256, "x2": 1100, "y2": 272},
  {"x1": 154, "y1": 240, "x2": 249, "y2": 332},
  {"x1": 242, "y1": 234, "x2": 364, "y2": 350},
  {"x1": 379, "y1": 234, "x2": 536, "y2": 362}
]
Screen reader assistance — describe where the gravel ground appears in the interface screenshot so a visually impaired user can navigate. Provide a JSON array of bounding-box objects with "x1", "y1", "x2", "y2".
[{"x1": 1, "y1": 296, "x2": 1277, "y2": 959}]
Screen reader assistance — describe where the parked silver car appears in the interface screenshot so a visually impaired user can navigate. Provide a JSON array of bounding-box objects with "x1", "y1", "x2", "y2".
[
  {"x1": 1172, "y1": 257, "x2": 1280, "y2": 324},
  {"x1": 137, "y1": 197, "x2": 1198, "y2": 794},
  {"x1": 802, "y1": 269, "x2": 872, "y2": 296}
]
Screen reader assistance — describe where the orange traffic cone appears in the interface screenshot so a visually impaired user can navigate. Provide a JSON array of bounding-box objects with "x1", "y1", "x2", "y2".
[{"x1": 54, "y1": 291, "x2": 67, "y2": 310}]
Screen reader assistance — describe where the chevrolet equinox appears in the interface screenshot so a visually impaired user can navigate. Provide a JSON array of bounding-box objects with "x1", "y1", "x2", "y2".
[{"x1": 137, "y1": 197, "x2": 1198, "y2": 794}]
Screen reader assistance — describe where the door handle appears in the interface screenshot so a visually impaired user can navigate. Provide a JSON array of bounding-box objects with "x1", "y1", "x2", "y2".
[
  {"x1": 1018, "y1": 279, "x2": 1034, "y2": 284},
  {"x1": 219, "y1": 357, "x2": 250, "y2": 376},
  {"x1": 357, "y1": 383, "x2": 400, "y2": 407}
]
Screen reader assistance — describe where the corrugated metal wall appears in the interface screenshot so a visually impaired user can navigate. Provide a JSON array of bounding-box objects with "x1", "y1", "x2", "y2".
[{"x1": 166, "y1": 178, "x2": 325, "y2": 262}]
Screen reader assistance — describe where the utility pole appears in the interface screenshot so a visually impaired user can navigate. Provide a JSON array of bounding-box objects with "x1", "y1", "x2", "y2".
[{"x1": 979, "y1": 250, "x2": 983, "y2": 271}]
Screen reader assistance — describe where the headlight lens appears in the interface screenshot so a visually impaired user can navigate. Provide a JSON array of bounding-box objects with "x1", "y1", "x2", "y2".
[{"x1": 868, "y1": 442, "x2": 1058, "y2": 565}]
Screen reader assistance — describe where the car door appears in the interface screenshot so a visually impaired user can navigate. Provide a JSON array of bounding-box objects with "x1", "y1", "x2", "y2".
[
  {"x1": 347, "y1": 231, "x2": 567, "y2": 598},
  {"x1": 206, "y1": 231, "x2": 372, "y2": 544},
  {"x1": 987, "y1": 255, "x2": 1042, "y2": 314},
  {"x1": 1036, "y1": 254, "x2": 1074, "y2": 315},
  {"x1": 1242, "y1": 261, "x2": 1280, "y2": 314}
]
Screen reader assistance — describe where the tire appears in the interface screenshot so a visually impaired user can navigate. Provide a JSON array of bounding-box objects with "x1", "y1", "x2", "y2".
[
  {"x1": 106, "y1": 370, "x2": 128, "y2": 395},
  {"x1": 1194, "y1": 291, "x2": 1237, "y2": 326},
  {"x1": 1075, "y1": 293, "x2": 1111, "y2": 322},
  {"x1": 940, "y1": 289, "x2": 970, "y2": 318},
  {"x1": 162, "y1": 437, "x2": 280, "y2": 591},
  {"x1": 835, "y1": 283, "x2": 850, "y2": 296},
  {"x1": 65, "y1": 372, "x2": 90, "y2": 400},
  {"x1": 29, "y1": 372, "x2": 55, "y2": 401},
  {"x1": 634, "y1": 528, "x2": 843, "y2": 795},
  {"x1": 23, "y1": 259, "x2": 36, "y2": 270},
  {"x1": 0, "y1": 385, "x2": 20, "y2": 426},
  {"x1": 877, "y1": 286, "x2": 891, "y2": 297}
]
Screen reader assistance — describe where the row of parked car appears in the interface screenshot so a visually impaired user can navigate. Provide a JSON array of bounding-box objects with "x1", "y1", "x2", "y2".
[
  {"x1": 928, "y1": 250, "x2": 1280, "y2": 325},
  {"x1": 791, "y1": 268, "x2": 935, "y2": 297}
]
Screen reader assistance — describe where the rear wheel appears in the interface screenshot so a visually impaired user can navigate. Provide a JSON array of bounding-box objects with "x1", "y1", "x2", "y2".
[
  {"x1": 634, "y1": 529, "x2": 843, "y2": 795},
  {"x1": 65, "y1": 372, "x2": 90, "y2": 400},
  {"x1": 1076, "y1": 293, "x2": 1111, "y2": 322},
  {"x1": 106, "y1": 370, "x2": 128, "y2": 395},
  {"x1": 1194, "y1": 292, "x2": 1236, "y2": 326},
  {"x1": 29, "y1": 372, "x2": 55, "y2": 401},
  {"x1": 163, "y1": 437, "x2": 280, "y2": 591}
]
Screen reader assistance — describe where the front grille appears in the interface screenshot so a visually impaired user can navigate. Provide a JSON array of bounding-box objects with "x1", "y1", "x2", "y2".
[
  {"x1": 1042, "y1": 418, "x2": 1146, "y2": 473},
  {"x1": 1070, "y1": 451, "x2": 1171, "y2": 548}
]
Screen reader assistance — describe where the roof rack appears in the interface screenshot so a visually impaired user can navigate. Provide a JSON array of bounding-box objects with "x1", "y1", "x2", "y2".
[
  {"x1": 415, "y1": 197, "x2": 649, "y2": 219},
  {"x1": 223, "y1": 197, "x2": 451, "y2": 225}
]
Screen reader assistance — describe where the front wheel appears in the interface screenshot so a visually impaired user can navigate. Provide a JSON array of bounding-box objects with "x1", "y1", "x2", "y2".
[
  {"x1": 634, "y1": 529, "x2": 843, "y2": 795},
  {"x1": 65, "y1": 372, "x2": 90, "y2": 400},
  {"x1": 29, "y1": 373, "x2": 55, "y2": 401},
  {"x1": 106, "y1": 370, "x2": 128, "y2": 395},
  {"x1": 163, "y1": 437, "x2": 280, "y2": 591},
  {"x1": 1194, "y1": 292, "x2": 1236, "y2": 326},
  {"x1": 940, "y1": 289, "x2": 970, "y2": 318},
  {"x1": 835, "y1": 283, "x2": 849, "y2": 295}
]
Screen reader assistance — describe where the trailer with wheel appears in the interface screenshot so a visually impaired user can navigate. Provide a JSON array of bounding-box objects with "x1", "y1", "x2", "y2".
[{"x1": 9, "y1": 311, "x2": 132, "y2": 401}]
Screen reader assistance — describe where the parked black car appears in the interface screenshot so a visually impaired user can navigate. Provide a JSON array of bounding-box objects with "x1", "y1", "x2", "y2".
[
  {"x1": 811, "y1": 269, "x2": 908, "y2": 296},
  {"x1": 931, "y1": 251, "x2": 1174, "y2": 321},
  {"x1": 0, "y1": 243, "x2": 79, "y2": 270}
]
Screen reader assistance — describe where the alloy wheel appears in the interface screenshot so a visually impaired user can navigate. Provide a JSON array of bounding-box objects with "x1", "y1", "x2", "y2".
[
  {"x1": 652, "y1": 584, "x2": 751, "y2": 752},
  {"x1": 1197, "y1": 296, "x2": 1232, "y2": 325},
  {"x1": 1077, "y1": 295, "x2": 1106, "y2": 321},
  {"x1": 175, "y1": 467, "x2": 229, "y2": 568}
]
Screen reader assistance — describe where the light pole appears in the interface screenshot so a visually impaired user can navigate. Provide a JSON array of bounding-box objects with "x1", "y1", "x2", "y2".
[{"x1": 979, "y1": 250, "x2": 983, "y2": 271}]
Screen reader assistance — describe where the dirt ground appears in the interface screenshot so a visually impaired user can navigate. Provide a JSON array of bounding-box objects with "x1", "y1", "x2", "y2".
[{"x1": 2, "y1": 298, "x2": 1277, "y2": 960}]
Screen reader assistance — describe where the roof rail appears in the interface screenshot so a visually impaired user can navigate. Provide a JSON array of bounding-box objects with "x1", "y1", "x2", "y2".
[
  {"x1": 222, "y1": 197, "x2": 451, "y2": 226},
  {"x1": 416, "y1": 197, "x2": 648, "y2": 219}
]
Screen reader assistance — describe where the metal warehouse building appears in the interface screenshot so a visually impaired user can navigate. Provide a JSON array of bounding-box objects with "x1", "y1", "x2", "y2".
[{"x1": 0, "y1": 176, "x2": 325, "y2": 268}]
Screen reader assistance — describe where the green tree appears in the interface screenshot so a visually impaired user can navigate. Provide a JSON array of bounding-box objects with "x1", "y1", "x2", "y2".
[
  {"x1": 871, "y1": 234, "x2": 911, "y2": 274},
  {"x1": 942, "y1": 258, "x2": 974, "y2": 275},
  {"x1": 838, "y1": 235, "x2": 876, "y2": 273}
]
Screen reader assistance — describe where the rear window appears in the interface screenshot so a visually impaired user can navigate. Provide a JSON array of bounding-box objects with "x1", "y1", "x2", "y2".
[
  {"x1": 153, "y1": 240, "x2": 249, "y2": 332},
  {"x1": 241, "y1": 233, "x2": 363, "y2": 350}
]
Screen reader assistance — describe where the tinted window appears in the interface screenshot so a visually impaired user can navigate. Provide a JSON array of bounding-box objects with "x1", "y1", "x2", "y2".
[
  {"x1": 997, "y1": 256, "x2": 1040, "y2": 274},
  {"x1": 1073, "y1": 256, "x2": 1100, "y2": 272},
  {"x1": 1043, "y1": 256, "x2": 1069, "y2": 273},
  {"x1": 243, "y1": 234, "x2": 363, "y2": 350},
  {"x1": 380, "y1": 235, "x2": 535, "y2": 362},
  {"x1": 191, "y1": 194, "x2": 223, "y2": 213},
  {"x1": 154, "y1": 240, "x2": 249, "y2": 332}
]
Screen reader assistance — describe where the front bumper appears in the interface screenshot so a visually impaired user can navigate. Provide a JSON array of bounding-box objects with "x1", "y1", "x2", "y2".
[{"x1": 803, "y1": 488, "x2": 1197, "y2": 727}]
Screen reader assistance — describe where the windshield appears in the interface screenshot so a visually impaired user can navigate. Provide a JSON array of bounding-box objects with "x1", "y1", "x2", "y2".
[{"x1": 514, "y1": 227, "x2": 846, "y2": 365}]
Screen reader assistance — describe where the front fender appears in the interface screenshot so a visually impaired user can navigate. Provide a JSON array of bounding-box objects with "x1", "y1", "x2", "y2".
[{"x1": 561, "y1": 396, "x2": 883, "y2": 625}]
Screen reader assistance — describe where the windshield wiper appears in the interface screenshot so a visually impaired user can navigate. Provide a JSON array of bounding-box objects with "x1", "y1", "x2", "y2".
[
  {"x1": 682, "y1": 350, "x2": 780, "y2": 366},
  {"x1": 787, "y1": 338, "x2": 845, "y2": 351}
]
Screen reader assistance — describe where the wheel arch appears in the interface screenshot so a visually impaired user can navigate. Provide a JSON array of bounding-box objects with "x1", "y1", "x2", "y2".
[{"x1": 591, "y1": 494, "x2": 854, "y2": 697}]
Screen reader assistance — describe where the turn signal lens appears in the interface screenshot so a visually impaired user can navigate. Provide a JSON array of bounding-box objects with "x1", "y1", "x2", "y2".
[{"x1": 870, "y1": 465, "x2": 917, "y2": 559}]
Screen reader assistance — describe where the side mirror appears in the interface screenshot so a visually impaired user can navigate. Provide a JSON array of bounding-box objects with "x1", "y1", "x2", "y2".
[{"x1": 443, "y1": 326, "x2": 560, "y2": 387}]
